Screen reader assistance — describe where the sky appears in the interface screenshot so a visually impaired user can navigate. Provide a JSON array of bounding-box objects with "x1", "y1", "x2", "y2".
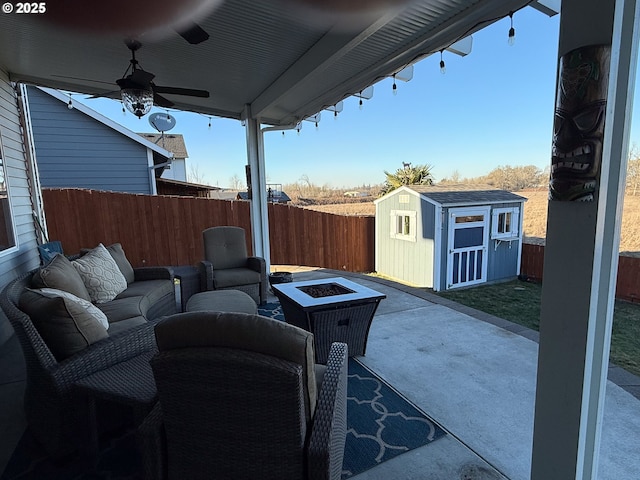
[{"x1": 83, "y1": 7, "x2": 640, "y2": 189}]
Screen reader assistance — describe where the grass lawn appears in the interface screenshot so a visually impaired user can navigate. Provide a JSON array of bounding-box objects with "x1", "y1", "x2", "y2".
[{"x1": 437, "y1": 280, "x2": 640, "y2": 378}]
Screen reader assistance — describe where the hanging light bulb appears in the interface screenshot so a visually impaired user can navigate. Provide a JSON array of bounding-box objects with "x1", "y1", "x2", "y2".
[
  {"x1": 282, "y1": 131, "x2": 285, "y2": 137},
  {"x1": 315, "y1": 121, "x2": 319, "y2": 130},
  {"x1": 122, "y1": 103, "x2": 126, "y2": 116},
  {"x1": 334, "y1": 110, "x2": 338, "y2": 120},
  {"x1": 296, "y1": 127, "x2": 301, "y2": 136},
  {"x1": 508, "y1": 12, "x2": 516, "y2": 46},
  {"x1": 439, "y1": 50, "x2": 446, "y2": 74},
  {"x1": 67, "y1": 95, "x2": 73, "y2": 110},
  {"x1": 392, "y1": 74, "x2": 397, "y2": 96},
  {"x1": 358, "y1": 90, "x2": 364, "y2": 110},
  {"x1": 208, "y1": 116, "x2": 212, "y2": 130}
]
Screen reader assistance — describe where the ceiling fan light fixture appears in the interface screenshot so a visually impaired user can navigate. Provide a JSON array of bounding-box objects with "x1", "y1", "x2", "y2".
[{"x1": 121, "y1": 87, "x2": 154, "y2": 118}]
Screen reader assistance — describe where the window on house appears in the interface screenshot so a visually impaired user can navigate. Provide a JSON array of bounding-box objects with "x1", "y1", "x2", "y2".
[
  {"x1": 0, "y1": 134, "x2": 17, "y2": 253},
  {"x1": 390, "y1": 210, "x2": 416, "y2": 241},
  {"x1": 491, "y1": 207, "x2": 519, "y2": 239}
]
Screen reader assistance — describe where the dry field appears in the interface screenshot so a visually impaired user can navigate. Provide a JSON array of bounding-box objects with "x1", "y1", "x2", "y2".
[{"x1": 301, "y1": 189, "x2": 640, "y2": 252}]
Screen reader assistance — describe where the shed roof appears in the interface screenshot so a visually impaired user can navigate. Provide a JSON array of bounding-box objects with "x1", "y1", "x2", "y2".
[
  {"x1": 392, "y1": 184, "x2": 527, "y2": 206},
  {"x1": 138, "y1": 134, "x2": 189, "y2": 159}
]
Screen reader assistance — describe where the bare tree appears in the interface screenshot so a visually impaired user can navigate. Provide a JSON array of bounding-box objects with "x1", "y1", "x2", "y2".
[
  {"x1": 626, "y1": 143, "x2": 640, "y2": 195},
  {"x1": 188, "y1": 163, "x2": 208, "y2": 184},
  {"x1": 229, "y1": 174, "x2": 244, "y2": 190}
]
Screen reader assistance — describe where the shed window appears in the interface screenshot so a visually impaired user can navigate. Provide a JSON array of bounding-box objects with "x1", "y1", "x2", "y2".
[
  {"x1": 390, "y1": 210, "x2": 416, "y2": 242},
  {"x1": 491, "y1": 207, "x2": 519, "y2": 239},
  {"x1": 0, "y1": 134, "x2": 16, "y2": 253}
]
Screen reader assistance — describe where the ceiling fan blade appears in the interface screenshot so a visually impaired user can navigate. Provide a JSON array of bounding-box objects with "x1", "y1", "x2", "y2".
[
  {"x1": 153, "y1": 92, "x2": 174, "y2": 108},
  {"x1": 154, "y1": 85, "x2": 210, "y2": 98},
  {"x1": 87, "y1": 90, "x2": 121, "y2": 100},
  {"x1": 176, "y1": 22, "x2": 209, "y2": 44}
]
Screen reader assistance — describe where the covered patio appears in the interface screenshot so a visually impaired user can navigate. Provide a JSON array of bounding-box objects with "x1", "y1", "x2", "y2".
[
  {"x1": 1, "y1": 267, "x2": 639, "y2": 478},
  {"x1": 1, "y1": 0, "x2": 639, "y2": 478}
]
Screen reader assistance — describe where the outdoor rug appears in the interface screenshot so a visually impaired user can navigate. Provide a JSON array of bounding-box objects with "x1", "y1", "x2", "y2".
[{"x1": 2, "y1": 304, "x2": 446, "y2": 479}]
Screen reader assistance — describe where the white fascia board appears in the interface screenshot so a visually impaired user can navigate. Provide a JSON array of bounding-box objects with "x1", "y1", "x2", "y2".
[
  {"x1": 446, "y1": 36, "x2": 473, "y2": 56},
  {"x1": 373, "y1": 184, "x2": 423, "y2": 204},
  {"x1": 37, "y1": 87, "x2": 173, "y2": 159},
  {"x1": 530, "y1": 0, "x2": 561, "y2": 17}
]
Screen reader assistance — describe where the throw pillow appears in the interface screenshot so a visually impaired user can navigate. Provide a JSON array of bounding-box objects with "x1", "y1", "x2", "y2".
[
  {"x1": 20, "y1": 288, "x2": 109, "y2": 361},
  {"x1": 72, "y1": 243, "x2": 127, "y2": 303},
  {"x1": 31, "y1": 253, "x2": 92, "y2": 302},
  {"x1": 34, "y1": 287, "x2": 109, "y2": 329},
  {"x1": 106, "y1": 243, "x2": 135, "y2": 284}
]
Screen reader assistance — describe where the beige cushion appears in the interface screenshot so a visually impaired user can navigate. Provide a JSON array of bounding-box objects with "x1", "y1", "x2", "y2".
[
  {"x1": 31, "y1": 253, "x2": 91, "y2": 302},
  {"x1": 155, "y1": 311, "x2": 318, "y2": 419},
  {"x1": 72, "y1": 243, "x2": 127, "y2": 304},
  {"x1": 106, "y1": 243, "x2": 135, "y2": 284},
  {"x1": 19, "y1": 288, "x2": 109, "y2": 360}
]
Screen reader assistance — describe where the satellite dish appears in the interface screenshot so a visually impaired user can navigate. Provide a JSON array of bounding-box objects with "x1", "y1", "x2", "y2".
[{"x1": 149, "y1": 113, "x2": 177, "y2": 132}]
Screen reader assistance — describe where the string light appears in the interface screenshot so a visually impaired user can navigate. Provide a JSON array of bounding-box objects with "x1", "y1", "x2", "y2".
[
  {"x1": 121, "y1": 103, "x2": 126, "y2": 115},
  {"x1": 358, "y1": 91, "x2": 364, "y2": 110},
  {"x1": 67, "y1": 94, "x2": 73, "y2": 110},
  {"x1": 392, "y1": 74, "x2": 397, "y2": 96},
  {"x1": 508, "y1": 12, "x2": 516, "y2": 46},
  {"x1": 439, "y1": 50, "x2": 446, "y2": 74},
  {"x1": 208, "y1": 116, "x2": 212, "y2": 130}
]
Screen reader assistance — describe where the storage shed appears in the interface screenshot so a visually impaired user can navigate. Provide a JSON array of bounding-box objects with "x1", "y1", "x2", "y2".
[{"x1": 374, "y1": 185, "x2": 527, "y2": 291}]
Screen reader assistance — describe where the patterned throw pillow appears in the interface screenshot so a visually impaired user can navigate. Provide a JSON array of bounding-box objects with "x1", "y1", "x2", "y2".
[
  {"x1": 33, "y1": 287, "x2": 109, "y2": 329},
  {"x1": 72, "y1": 243, "x2": 127, "y2": 303}
]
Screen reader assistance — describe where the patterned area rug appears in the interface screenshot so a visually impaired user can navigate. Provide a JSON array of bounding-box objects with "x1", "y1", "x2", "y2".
[
  {"x1": 2, "y1": 304, "x2": 445, "y2": 479},
  {"x1": 259, "y1": 302, "x2": 447, "y2": 478}
]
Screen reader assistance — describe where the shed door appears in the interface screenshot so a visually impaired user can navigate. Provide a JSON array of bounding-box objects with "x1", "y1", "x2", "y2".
[{"x1": 447, "y1": 207, "x2": 490, "y2": 289}]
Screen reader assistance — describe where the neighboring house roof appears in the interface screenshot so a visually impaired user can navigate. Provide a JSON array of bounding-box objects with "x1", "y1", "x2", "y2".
[
  {"x1": 209, "y1": 190, "x2": 242, "y2": 201},
  {"x1": 237, "y1": 190, "x2": 291, "y2": 203},
  {"x1": 138, "y1": 133, "x2": 189, "y2": 158},
  {"x1": 156, "y1": 178, "x2": 220, "y2": 198},
  {"x1": 37, "y1": 88, "x2": 173, "y2": 159},
  {"x1": 375, "y1": 184, "x2": 526, "y2": 207}
]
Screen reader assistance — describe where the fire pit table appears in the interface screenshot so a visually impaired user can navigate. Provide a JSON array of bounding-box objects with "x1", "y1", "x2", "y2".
[{"x1": 272, "y1": 277, "x2": 385, "y2": 364}]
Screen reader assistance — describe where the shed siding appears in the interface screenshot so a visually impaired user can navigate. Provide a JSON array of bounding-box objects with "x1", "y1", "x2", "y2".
[
  {"x1": 487, "y1": 201, "x2": 523, "y2": 282},
  {"x1": 26, "y1": 86, "x2": 152, "y2": 194},
  {"x1": 0, "y1": 73, "x2": 40, "y2": 344},
  {"x1": 376, "y1": 190, "x2": 434, "y2": 287}
]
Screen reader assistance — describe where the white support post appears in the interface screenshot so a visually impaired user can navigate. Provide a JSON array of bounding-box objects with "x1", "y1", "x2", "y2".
[
  {"x1": 531, "y1": 0, "x2": 639, "y2": 479},
  {"x1": 243, "y1": 105, "x2": 271, "y2": 272}
]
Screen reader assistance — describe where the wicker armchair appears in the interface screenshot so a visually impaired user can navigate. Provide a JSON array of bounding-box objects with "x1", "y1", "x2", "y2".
[
  {"x1": 139, "y1": 311, "x2": 348, "y2": 480},
  {"x1": 198, "y1": 226, "x2": 267, "y2": 305},
  {"x1": 0, "y1": 269, "x2": 166, "y2": 457}
]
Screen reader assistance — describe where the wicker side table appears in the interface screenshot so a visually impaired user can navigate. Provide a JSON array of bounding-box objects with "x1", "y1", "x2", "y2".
[
  {"x1": 172, "y1": 265, "x2": 201, "y2": 312},
  {"x1": 74, "y1": 350, "x2": 158, "y2": 464}
]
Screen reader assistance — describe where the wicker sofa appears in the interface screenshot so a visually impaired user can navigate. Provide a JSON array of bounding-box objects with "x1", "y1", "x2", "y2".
[{"x1": 0, "y1": 243, "x2": 177, "y2": 457}]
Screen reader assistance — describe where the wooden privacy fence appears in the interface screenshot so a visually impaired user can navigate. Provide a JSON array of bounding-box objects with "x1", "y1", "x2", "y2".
[
  {"x1": 39, "y1": 189, "x2": 640, "y2": 301},
  {"x1": 520, "y1": 241, "x2": 640, "y2": 303},
  {"x1": 41, "y1": 189, "x2": 375, "y2": 272}
]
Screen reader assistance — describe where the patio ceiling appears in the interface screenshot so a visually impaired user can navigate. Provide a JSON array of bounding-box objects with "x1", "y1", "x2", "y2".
[{"x1": 0, "y1": 0, "x2": 543, "y2": 126}]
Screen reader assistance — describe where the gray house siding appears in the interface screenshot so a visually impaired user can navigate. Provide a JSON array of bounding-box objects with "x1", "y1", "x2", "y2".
[
  {"x1": 0, "y1": 73, "x2": 40, "y2": 345},
  {"x1": 375, "y1": 190, "x2": 435, "y2": 287},
  {"x1": 26, "y1": 86, "x2": 153, "y2": 194}
]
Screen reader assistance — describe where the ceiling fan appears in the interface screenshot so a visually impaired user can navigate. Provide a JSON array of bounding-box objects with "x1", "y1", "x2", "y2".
[{"x1": 100, "y1": 39, "x2": 210, "y2": 118}]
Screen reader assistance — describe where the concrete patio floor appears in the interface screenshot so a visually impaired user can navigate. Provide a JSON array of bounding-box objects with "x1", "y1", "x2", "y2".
[
  {"x1": 1, "y1": 267, "x2": 639, "y2": 479},
  {"x1": 282, "y1": 267, "x2": 640, "y2": 480}
]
